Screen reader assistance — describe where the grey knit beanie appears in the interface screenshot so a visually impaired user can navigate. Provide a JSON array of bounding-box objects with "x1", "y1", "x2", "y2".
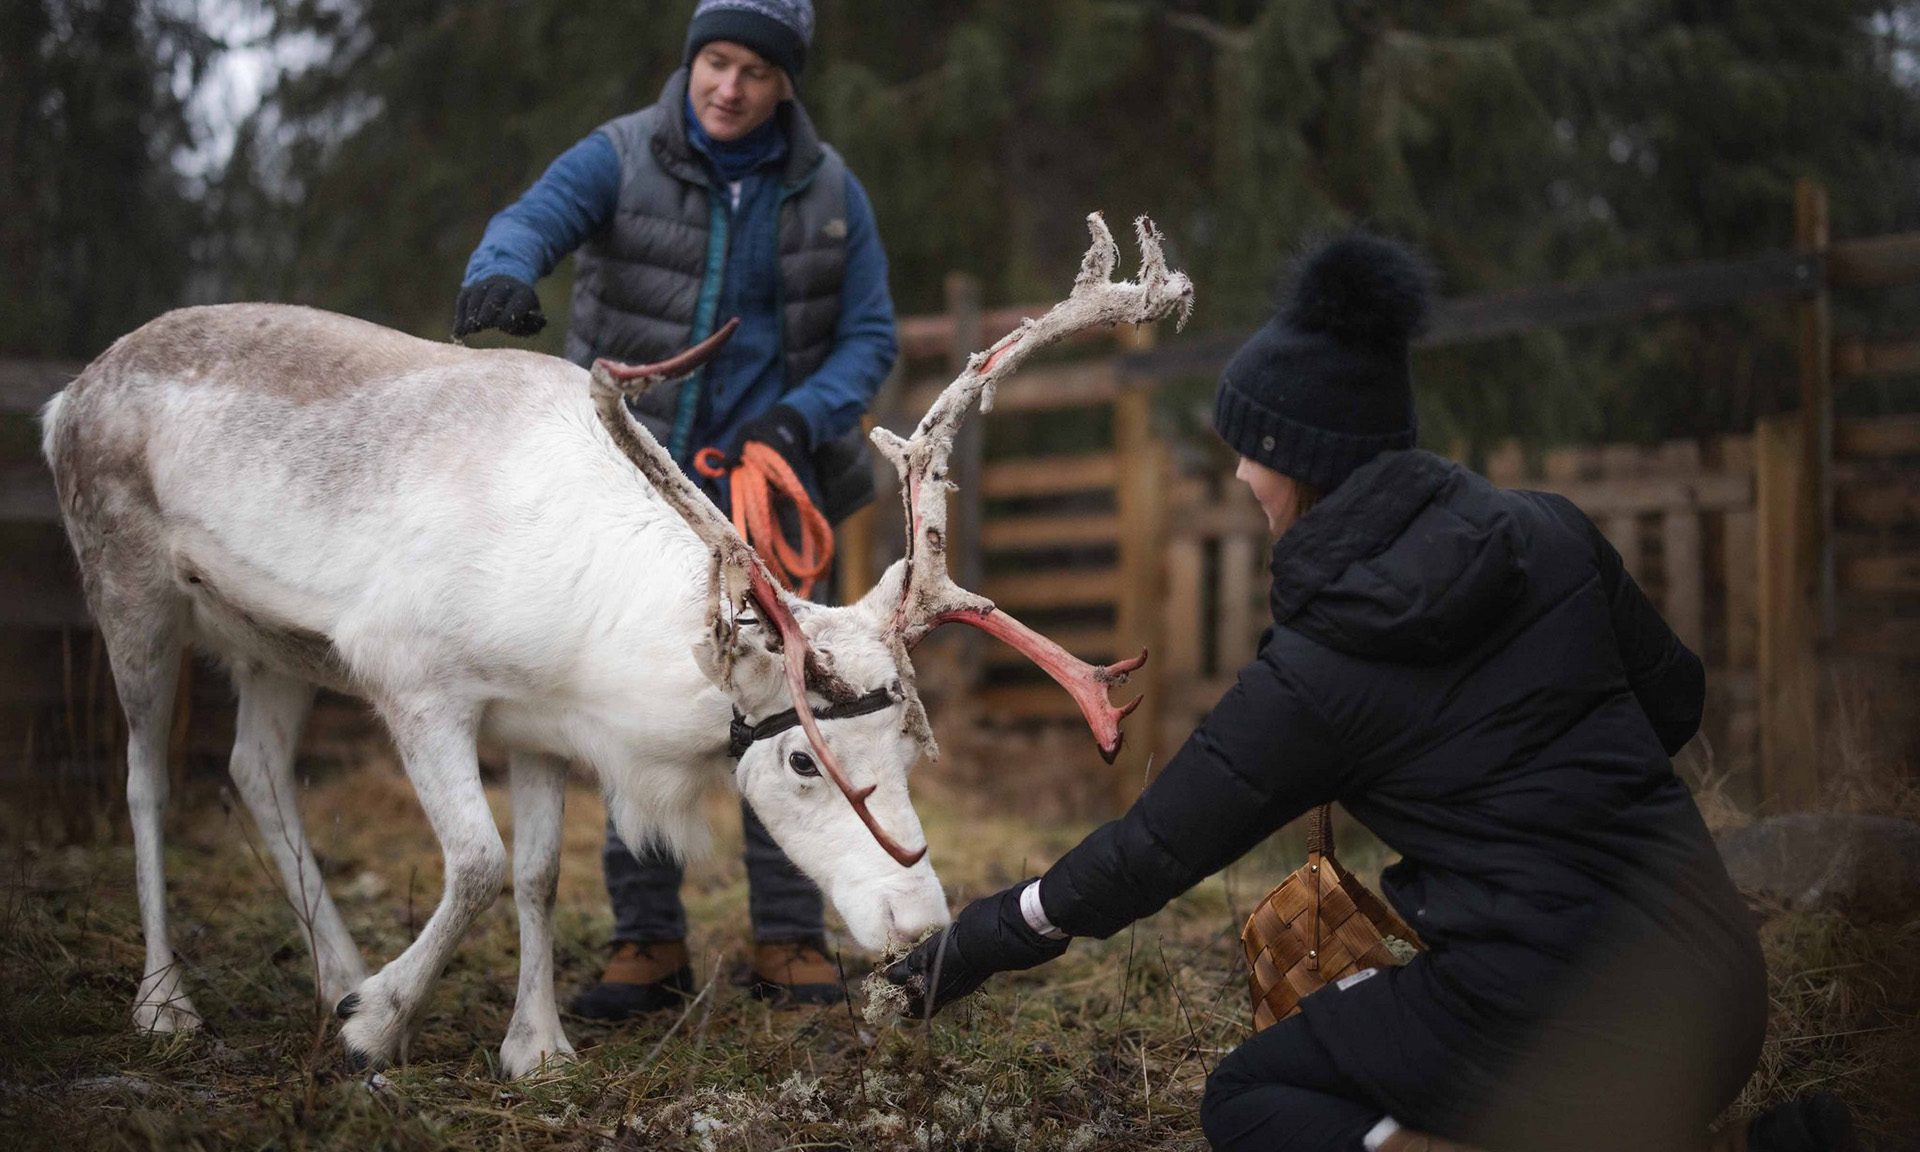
[{"x1": 685, "y1": 0, "x2": 815, "y2": 81}]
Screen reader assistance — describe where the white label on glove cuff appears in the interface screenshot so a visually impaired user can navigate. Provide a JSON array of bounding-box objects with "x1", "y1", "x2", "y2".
[
  {"x1": 1020, "y1": 880, "x2": 1068, "y2": 940},
  {"x1": 1336, "y1": 966, "x2": 1380, "y2": 991}
]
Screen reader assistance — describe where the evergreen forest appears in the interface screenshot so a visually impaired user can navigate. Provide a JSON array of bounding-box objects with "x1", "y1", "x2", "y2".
[{"x1": 7, "y1": 0, "x2": 1920, "y2": 450}]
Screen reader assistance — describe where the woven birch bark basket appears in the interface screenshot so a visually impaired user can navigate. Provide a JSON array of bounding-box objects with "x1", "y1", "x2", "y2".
[{"x1": 1240, "y1": 804, "x2": 1425, "y2": 1032}]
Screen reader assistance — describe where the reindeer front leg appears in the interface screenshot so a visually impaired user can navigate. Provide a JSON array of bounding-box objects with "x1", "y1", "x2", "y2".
[
  {"x1": 336, "y1": 699, "x2": 504, "y2": 1071},
  {"x1": 499, "y1": 751, "x2": 575, "y2": 1078}
]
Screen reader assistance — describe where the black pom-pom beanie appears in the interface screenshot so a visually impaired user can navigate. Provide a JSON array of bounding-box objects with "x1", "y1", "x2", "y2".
[{"x1": 1213, "y1": 231, "x2": 1432, "y2": 493}]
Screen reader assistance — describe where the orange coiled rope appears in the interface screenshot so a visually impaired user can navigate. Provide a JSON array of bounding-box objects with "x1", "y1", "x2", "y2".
[{"x1": 694, "y1": 443, "x2": 834, "y2": 599}]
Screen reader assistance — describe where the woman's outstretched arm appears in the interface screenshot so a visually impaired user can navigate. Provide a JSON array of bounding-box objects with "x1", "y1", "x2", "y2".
[
  {"x1": 886, "y1": 645, "x2": 1346, "y2": 1016},
  {"x1": 1039, "y1": 648, "x2": 1347, "y2": 939}
]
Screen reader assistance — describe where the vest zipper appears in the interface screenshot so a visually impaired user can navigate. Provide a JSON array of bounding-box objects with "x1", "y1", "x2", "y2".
[{"x1": 668, "y1": 192, "x2": 732, "y2": 464}]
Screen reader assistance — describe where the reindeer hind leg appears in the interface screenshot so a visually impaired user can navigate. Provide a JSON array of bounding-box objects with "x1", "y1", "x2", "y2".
[{"x1": 92, "y1": 567, "x2": 201, "y2": 1035}]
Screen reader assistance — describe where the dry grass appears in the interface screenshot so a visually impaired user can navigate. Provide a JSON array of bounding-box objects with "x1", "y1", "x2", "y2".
[
  {"x1": 1, "y1": 742, "x2": 1914, "y2": 1150},
  {"x1": 0, "y1": 756, "x2": 1322, "y2": 1152}
]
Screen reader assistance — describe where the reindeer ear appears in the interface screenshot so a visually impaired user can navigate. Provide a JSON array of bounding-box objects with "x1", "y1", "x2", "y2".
[
  {"x1": 690, "y1": 612, "x2": 778, "y2": 693},
  {"x1": 851, "y1": 560, "x2": 908, "y2": 629}
]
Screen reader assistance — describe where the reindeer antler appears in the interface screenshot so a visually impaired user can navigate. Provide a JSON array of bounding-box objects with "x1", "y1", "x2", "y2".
[
  {"x1": 871, "y1": 214, "x2": 1194, "y2": 763},
  {"x1": 588, "y1": 320, "x2": 927, "y2": 868}
]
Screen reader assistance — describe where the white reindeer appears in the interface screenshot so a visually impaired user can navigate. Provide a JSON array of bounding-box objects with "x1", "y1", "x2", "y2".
[{"x1": 40, "y1": 214, "x2": 1192, "y2": 1077}]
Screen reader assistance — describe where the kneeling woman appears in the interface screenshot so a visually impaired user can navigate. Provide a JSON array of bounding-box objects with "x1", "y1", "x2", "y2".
[{"x1": 884, "y1": 235, "x2": 1849, "y2": 1152}]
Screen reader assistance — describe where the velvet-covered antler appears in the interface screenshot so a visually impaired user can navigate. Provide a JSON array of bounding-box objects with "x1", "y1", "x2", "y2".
[
  {"x1": 871, "y1": 214, "x2": 1194, "y2": 763},
  {"x1": 589, "y1": 320, "x2": 927, "y2": 868}
]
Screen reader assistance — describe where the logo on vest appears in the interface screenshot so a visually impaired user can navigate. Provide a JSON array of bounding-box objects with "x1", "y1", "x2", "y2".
[{"x1": 821, "y1": 218, "x2": 848, "y2": 240}]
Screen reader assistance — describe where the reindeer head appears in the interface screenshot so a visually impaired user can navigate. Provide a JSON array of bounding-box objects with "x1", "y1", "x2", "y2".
[{"x1": 588, "y1": 214, "x2": 1193, "y2": 952}]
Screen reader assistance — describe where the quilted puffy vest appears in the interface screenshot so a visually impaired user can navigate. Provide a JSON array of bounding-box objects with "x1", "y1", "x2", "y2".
[{"x1": 562, "y1": 69, "x2": 848, "y2": 438}]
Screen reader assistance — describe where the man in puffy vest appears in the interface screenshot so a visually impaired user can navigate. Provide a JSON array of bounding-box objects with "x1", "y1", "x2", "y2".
[{"x1": 454, "y1": 0, "x2": 898, "y2": 1019}]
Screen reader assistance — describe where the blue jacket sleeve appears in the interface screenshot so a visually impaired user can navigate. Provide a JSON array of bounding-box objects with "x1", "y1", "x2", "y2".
[
  {"x1": 462, "y1": 133, "x2": 622, "y2": 287},
  {"x1": 1038, "y1": 645, "x2": 1347, "y2": 940},
  {"x1": 777, "y1": 172, "x2": 899, "y2": 444}
]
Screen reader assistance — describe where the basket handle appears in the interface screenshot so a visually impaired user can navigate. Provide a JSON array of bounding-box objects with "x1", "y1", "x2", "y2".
[
  {"x1": 1304, "y1": 804, "x2": 1334, "y2": 972},
  {"x1": 1307, "y1": 804, "x2": 1334, "y2": 857}
]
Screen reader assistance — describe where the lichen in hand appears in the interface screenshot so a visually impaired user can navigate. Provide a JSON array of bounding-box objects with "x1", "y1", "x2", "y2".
[{"x1": 859, "y1": 928, "x2": 939, "y2": 1025}]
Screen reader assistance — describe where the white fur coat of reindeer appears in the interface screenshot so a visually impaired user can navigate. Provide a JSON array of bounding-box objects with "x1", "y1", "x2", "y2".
[{"x1": 41, "y1": 214, "x2": 1192, "y2": 1077}]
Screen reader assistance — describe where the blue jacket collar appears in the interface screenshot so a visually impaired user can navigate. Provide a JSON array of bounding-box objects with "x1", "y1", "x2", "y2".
[
  {"x1": 650, "y1": 67, "x2": 823, "y2": 189},
  {"x1": 683, "y1": 96, "x2": 787, "y2": 182}
]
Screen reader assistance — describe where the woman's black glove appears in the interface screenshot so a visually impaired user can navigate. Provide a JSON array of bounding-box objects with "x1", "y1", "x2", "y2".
[
  {"x1": 883, "y1": 881, "x2": 1069, "y2": 1018},
  {"x1": 453, "y1": 275, "x2": 546, "y2": 338},
  {"x1": 728, "y1": 404, "x2": 811, "y2": 474}
]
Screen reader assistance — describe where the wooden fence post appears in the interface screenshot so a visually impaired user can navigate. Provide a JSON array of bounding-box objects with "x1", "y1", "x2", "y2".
[
  {"x1": 1755, "y1": 414, "x2": 1818, "y2": 807},
  {"x1": 1113, "y1": 323, "x2": 1166, "y2": 796},
  {"x1": 834, "y1": 412, "x2": 880, "y2": 604},
  {"x1": 1795, "y1": 178, "x2": 1835, "y2": 641},
  {"x1": 1161, "y1": 476, "x2": 1206, "y2": 755},
  {"x1": 1659, "y1": 439, "x2": 1706, "y2": 653}
]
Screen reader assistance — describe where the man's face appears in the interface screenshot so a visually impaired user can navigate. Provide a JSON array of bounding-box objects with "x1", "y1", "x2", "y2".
[{"x1": 689, "y1": 40, "x2": 785, "y2": 142}]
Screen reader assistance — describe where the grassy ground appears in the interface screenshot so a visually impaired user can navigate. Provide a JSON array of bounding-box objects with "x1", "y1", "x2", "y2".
[{"x1": 1, "y1": 753, "x2": 1915, "y2": 1151}]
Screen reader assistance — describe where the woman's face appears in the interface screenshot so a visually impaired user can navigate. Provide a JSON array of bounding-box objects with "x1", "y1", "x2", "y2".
[
  {"x1": 1235, "y1": 456, "x2": 1309, "y2": 537},
  {"x1": 688, "y1": 41, "x2": 786, "y2": 141}
]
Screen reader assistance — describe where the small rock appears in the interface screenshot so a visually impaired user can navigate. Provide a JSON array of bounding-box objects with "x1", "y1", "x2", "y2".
[{"x1": 1716, "y1": 812, "x2": 1920, "y2": 921}]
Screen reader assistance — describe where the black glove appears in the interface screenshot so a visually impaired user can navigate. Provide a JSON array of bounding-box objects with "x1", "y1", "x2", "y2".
[
  {"x1": 452, "y1": 275, "x2": 546, "y2": 338},
  {"x1": 728, "y1": 403, "x2": 811, "y2": 474},
  {"x1": 883, "y1": 881, "x2": 1069, "y2": 1019}
]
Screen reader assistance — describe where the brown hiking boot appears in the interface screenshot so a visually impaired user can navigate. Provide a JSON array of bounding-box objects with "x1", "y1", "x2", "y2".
[
  {"x1": 747, "y1": 939, "x2": 846, "y2": 1006},
  {"x1": 567, "y1": 940, "x2": 694, "y2": 1021}
]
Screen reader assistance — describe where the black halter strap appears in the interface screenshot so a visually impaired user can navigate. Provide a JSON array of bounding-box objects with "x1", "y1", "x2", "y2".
[{"x1": 728, "y1": 686, "x2": 896, "y2": 760}]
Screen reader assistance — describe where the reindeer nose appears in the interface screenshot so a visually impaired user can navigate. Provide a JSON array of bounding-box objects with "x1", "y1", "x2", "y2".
[{"x1": 882, "y1": 876, "x2": 952, "y2": 948}]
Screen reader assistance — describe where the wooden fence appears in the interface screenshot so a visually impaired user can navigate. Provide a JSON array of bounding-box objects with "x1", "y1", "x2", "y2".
[
  {"x1": 1157, "y1": 435, "x2": 1776, "y2": 790},
  {"x1": 873, "y1": 178, "x2": 1920, "y2": 810},
  {"x1": 4, "y1": 181, "x2": 1916, "y2": 816}
]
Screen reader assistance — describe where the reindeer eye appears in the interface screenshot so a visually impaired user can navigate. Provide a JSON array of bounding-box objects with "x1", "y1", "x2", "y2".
[{"x1": 787, "y1": 750, "x2": 820, "y2": 778}]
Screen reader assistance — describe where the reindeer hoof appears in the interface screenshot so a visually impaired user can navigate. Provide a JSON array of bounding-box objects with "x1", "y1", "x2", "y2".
[{"x1": 335, "y1": 992, "x2": 360, "y2": 1020}]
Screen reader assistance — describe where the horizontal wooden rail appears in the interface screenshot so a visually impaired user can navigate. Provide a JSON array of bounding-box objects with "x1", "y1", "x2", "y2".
[
  {"x1": 1429, "y1": 250, "x2": 1819, "y2": 344},
  {"x1": 0, "y1": 462, "x2": 60, "y2": 522},
  {"x1": 980, "y1": 453, "x2": 1119, "y2": 499},
  {"x1": 1840, "y1": 554, "x2": 1920, "y2": 596},
  {"x1": 900, "y1": 359, "x2": 1123, "y2": 416},
  {"x1": 1834, "y1": 338, "x2": 1920, "y2": 382},
  {"x1": 1829, "y1": 231, "x2": 1920, "y2": 290},
  {"x1": 974, "y1": 682, "x2": 1086, "y2": 720},
  {"x1": 981, "y1": 568, "x2": 1121, "y2": 611},
  {"x1": 1834, "y1": 474, "x2": 1920, "y2": 529},
  {"x1": 1837, "y1": 415, "x2": 1920, "y2": 458},
  {"x1": 0, "y1": 571, "x2": 89, "y2": 628},
  {"x1": 0, "y1": 359, "x2": 85, "y2": 415},
  {"x1": 1121, "y1": 250, "x2": 1821, "y2": 380},
  {"x1": 1166, "y1": 501, "x2": 1267, "y2": 541},
  {"x1": 1834, "y1": 617, "x2": 1920, "y2": 658},
  {"x1": 1527, "y1": 473, "x2": 1752, "y2": 515},
  {"x1": 981, "y1": 513, "x2": 1121, "y2": 550},
  {"x1": 897, "y1": 305, "x2": 1120, "y2": 361}
]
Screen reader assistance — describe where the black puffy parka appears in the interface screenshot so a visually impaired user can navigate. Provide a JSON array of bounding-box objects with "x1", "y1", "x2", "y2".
[{"x1": 1039, "y1": 448, "x2": 1765, "y2": 1140}]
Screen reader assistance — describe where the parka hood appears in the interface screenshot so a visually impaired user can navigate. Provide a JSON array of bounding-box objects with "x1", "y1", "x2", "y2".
[{"x1": 1268, "y1": 450, "x2": 1525, "y2": 663}]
